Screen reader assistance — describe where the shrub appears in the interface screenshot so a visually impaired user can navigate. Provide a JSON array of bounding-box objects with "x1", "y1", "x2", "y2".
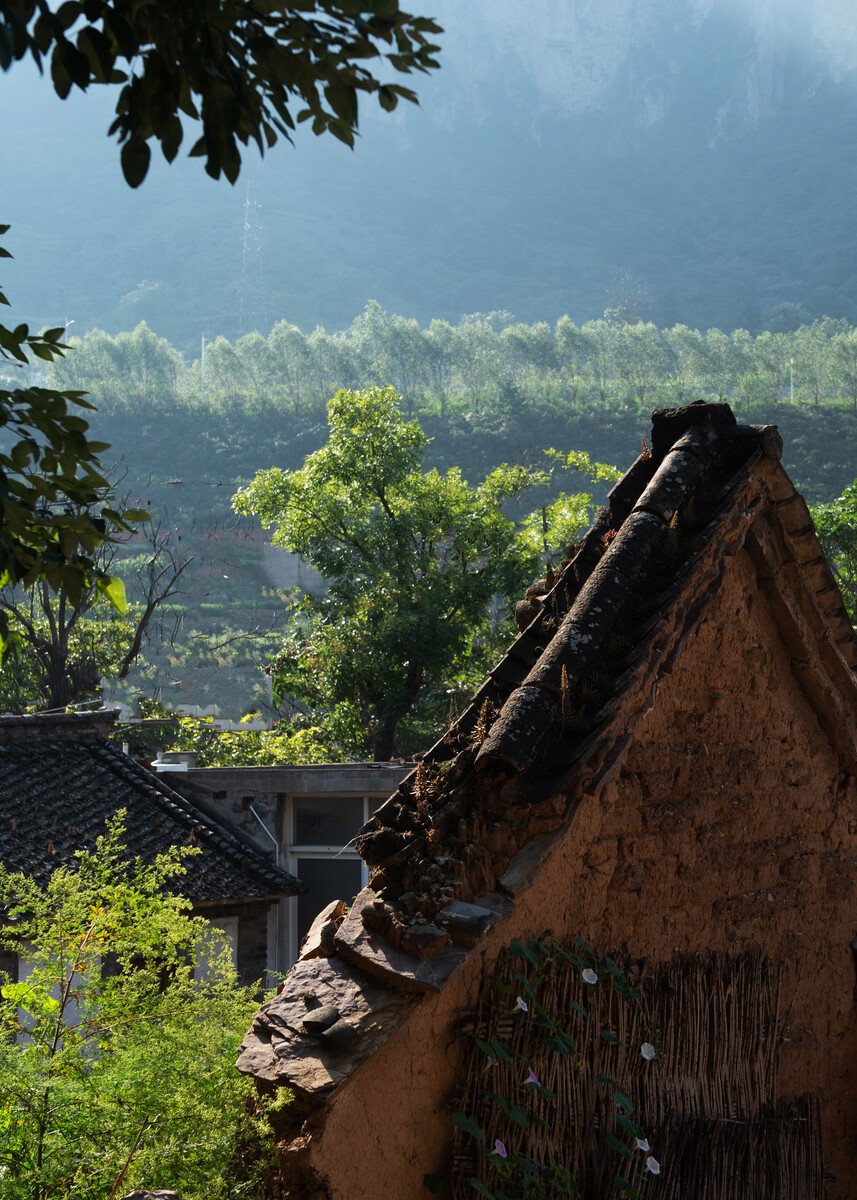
[{"x1": 0, "y1": 813, "x2": 283, "y2": 1200}]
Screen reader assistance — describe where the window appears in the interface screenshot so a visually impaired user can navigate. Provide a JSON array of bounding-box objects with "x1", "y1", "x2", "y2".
[
  {"x1": 285, "y1": 795, "x2": 383, "y2": 963},
  {"x1": 193, "y1": 916, "x2": 239, "y2": 981}
]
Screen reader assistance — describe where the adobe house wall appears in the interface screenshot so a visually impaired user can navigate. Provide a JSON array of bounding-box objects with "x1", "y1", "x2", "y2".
[{"x1": 302, "y1": 545, "x2": 857, "y2": 1199}]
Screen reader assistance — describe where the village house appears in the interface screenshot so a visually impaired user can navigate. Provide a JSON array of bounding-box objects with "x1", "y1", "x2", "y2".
[
  {"x1": 0, "y1": 710, "x2": 304, "y2": 985},
  {"x1": 167, "y1": 761, "x2": 410, "y2": 966},
  {"x1": 237, "y1": 401, "x2": 857, "y2": 1199}
]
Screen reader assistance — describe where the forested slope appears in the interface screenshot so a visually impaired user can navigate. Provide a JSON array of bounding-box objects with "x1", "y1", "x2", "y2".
[{"x1": 24, "y1": 309, "x2": 857, "y2": 718}]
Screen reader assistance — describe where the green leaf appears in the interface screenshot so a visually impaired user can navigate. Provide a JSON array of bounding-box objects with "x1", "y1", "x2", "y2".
[
  {"x1": 509, "y1": 937, "x2": 540, "y2": 966},
  {"x1": 601, "y1": 1029, "x2": 620, "y2": 1044},
  {"x1": 616, "y1": 1113, "x2": 643, "y2": 1137},
  {"x1": 614, "y1": 1176, "x2": 637, "y2": 1196},
  {"x1": 605, "y1": 1135, "x2": 633, "y2": 1161},
  {"x1": 474, "y1": 1036, "x2": 497, "y2": 1061},
  {"x1": 469, "y1": 1179, "x2": 496, "y2": 1199},
  {"x1": 451, "y1": 1112, "x2": 485, "y2": 1141},
  {"x1": 1, "y1": 981, "x2": 61, "y2": 1016},
  {"x1": 526, "y1": 937, "x2": 549, "y2": 961},
  {"x1": 121, "y1": 136, "x2": 151, "y2": 188},
  {"x1": 97, "y1": 573, "x2": 127, "y2": 614},
  {"x1": 488, "y1": 1092, "x2": 529, "y2": 1130},
  {"x1": 488, "y1": 1038, "x2": 514, "y2": 1062}
]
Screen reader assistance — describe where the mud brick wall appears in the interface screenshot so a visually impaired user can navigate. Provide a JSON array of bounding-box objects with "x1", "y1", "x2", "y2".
[
  {"x1": 545, "y1": 547, "x2": 857, "y2": 1194},
  {"x1": 303, "y1": 545, "x2": 857, "y2": 1200}
]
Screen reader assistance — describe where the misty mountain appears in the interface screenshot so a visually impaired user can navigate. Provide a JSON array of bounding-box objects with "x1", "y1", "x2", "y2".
[{"x1": 3, "y1": 0, "x2": 857, "y2": 352}]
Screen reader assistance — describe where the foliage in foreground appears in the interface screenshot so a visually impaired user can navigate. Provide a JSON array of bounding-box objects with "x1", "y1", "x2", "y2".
[
  {"x1": 0, "y1": 2, "x2": 441, "y2": 187},
  {"x1": 0, "y1": 814, "x2": 283, "y2": 1200},
  {"x1": 0, "y1": 227, "x2": 136, "y2": 664}
]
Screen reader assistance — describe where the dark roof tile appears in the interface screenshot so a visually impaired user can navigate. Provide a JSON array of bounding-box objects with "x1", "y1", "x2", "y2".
[{"x1": 0, "y1": 714, "x2": 303, "y2": 902}]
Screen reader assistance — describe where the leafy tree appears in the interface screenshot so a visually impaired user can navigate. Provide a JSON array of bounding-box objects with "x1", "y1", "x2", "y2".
[
  {"x1": 0, "y1": 593, "x2": 138, "y2": 712},
  {"x1": 0, "y1": 502, "x2": 191, "y2": 711},
  {"x1": 48, "y1": 323, "x2": 185, "y2": 412},
  {"x1": 831, "y1": 329, "x2": 857, "y2": 415},
  {"x1": 792, "y1": 318, "x2": 845, "y2": 407},
  {"x1": 136, "y1": 701, "x2": 336, "y2": 767},
  {"x1": 554, "y1": 316, "x2": 593, "y2": 407},
  {"x1": 0, "y1": 1, "x2": 442, "y2": 186},
  {"x1": 812, "y1": 480, "x2": 857, "y2": 620},
  {"x1": 267, "y1": 320, "x2": 317, "y2": 416},
  {"x1": 701, "y1": 328, "x2": 740, "y2": 402},
  {"x1": 0, "y1": 231, "x2": 135, "y2": 663},
  {"x1": 234, "y1": 386, "x2": 612, "y2": 760},
  {"x1": 613, "y1": 321, "x2": 668, "y2": 408},
  {"x1": 0, "y1": 813, "x2": 278, "y2": 1200}
]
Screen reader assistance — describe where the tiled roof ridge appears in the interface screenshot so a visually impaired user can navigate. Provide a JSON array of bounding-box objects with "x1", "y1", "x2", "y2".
[
  {"x1": 0, "y1": 709, "x2": 119, "y2": 736},
  {"x1": 81, "y1": 735, "x2": 305, "y2": 897},
  {"x1": 475, "y1": 415, "x2": 762, "y2": 771},
  {"x1": 357, "y1": 402, "x2": 770, "y2": 830}
]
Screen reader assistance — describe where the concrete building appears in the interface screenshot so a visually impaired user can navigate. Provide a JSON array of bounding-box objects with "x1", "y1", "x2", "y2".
[{"x1": 169, "y1": 762, "x2": 409, "y2": 971}]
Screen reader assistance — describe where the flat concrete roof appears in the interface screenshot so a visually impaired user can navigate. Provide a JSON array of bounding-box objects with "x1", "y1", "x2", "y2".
[{"x1": 184, "y1": 762, "x2": 412, "y2": 794}]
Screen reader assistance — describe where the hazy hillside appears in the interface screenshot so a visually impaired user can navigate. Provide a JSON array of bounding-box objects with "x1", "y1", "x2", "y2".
[{"x1": 4, "y1": 1, "x2": 857, "y2": 352}]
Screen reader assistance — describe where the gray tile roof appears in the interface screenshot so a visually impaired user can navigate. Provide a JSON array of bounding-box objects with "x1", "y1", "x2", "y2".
[{"x1": 0, "y1": 713, "x2": 303, "y2": 903}]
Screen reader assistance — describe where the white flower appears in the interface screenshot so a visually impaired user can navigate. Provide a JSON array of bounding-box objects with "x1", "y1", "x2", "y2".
[
  {"x1": 582, "y1": 968, "x2": 598, "y2": 985},
  {"x1": 635, "y1": 1138, "x2": 650, "y2": 1152},
  {"x1": 640, "y1": 1042, "x2": 656, "y2": 1061},
  {"x1": 515, "y1": 995, "x2": 529, "y2": 1012},
  {"x1": 645, "y1": 1156, "x2": 661, "y2": 1175}
]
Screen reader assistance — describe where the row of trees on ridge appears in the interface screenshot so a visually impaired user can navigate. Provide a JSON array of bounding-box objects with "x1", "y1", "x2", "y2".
[{"x1": 42, "y1": 306, "x2": 857, "y2": 420}]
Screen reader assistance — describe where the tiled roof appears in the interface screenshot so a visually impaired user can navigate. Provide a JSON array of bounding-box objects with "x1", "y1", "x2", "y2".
[{"x1": 0, "y1": 713, "x2": 303, "y2": 902}]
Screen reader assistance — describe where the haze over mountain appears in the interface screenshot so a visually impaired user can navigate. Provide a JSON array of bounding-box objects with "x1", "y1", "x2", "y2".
[{"x1": 3, "y1": 0, "x2": 857, "y2": 352}]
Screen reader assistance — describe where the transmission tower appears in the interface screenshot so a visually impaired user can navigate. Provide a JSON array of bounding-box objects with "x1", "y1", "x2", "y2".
[{"x1": 238, "y1": 180, "x2": 269, "y2": 335}]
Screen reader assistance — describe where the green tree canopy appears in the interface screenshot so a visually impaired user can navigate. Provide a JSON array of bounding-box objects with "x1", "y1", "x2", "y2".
[
  {"x1": 234, "y1": 386, "x2": 612, "y2": 760},
  {"x1": 0, "y1": 1, "x2": 442, "y2": 185}
]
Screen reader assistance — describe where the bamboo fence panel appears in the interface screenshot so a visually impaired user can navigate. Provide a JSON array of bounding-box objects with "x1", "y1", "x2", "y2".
[{"x1": 450, "y1": 947, "x2": 822, "y2": 1200}]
